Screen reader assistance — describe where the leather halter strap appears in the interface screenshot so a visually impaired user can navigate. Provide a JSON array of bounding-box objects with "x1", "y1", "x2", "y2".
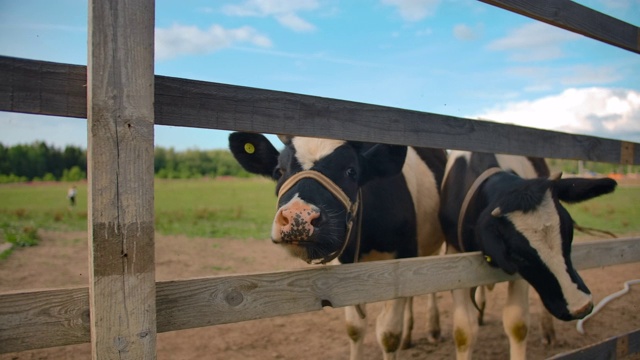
[
  {"x1": 277, "y1": 170, "x2": 361, "y2": 265},
  {"x1": 456, "y1": 167, "x2": 502, "y2": 252}
]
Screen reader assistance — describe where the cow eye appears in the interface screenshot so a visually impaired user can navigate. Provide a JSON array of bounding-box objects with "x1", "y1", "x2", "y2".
[{"x1": 345, "y1": 167, "x2": 357, "y2": 179}]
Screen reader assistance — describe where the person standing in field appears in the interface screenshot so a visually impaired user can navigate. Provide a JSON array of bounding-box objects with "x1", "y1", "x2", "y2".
[{"x1": 67, "y1": 186, "x2": 77, "y2": 207}]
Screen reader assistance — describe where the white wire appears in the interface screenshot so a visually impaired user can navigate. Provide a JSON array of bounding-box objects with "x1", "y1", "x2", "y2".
[{"x1": 576, "y1": 279, "x2": 640, "y2": 334}]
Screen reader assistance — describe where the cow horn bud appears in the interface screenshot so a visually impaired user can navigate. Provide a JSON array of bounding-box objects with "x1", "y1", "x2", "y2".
[
  {"x1": 277, "y1": 134, "x2": 293, "y2": 145},
  {"x1": 550, "y1": 172, "x2": 562, "y2": 180},
  {"x1": 491, "y1": 207, "x2": 502, "y2": 217}
]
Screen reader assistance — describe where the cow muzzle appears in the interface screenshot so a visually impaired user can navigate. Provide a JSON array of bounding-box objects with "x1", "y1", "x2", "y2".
[
  {"x1": 571, "y1": 300, "x2": 594, "y2": 320},
  {"x1": 272, "y1": 198, "x2": 321, "y2": 243},
  {"x1": 273, "y1": 170, "x2": 360, "y2": 264}
]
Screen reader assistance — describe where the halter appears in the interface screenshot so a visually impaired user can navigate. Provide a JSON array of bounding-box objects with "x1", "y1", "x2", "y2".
[
  {"x1": 277, "y1": 170, "x2": 362, "y2": 265},
  {"x1": 454, "y1": 167, "x2": 502, "y2": 315},
  {"x1": 456, "y1": 167, "x2": 502, "y2": 252}
]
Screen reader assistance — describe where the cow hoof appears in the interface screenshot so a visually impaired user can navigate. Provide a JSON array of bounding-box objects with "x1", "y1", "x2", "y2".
[
  {"x1": 541, "y1": 330, "x2": 566, "y2": 346},
  {"x1": 426, "y1": 330, "x2": 441, "y2": 344},
  {"x1": 400, "y1": 339, "x2": 412, "y2": 350}
]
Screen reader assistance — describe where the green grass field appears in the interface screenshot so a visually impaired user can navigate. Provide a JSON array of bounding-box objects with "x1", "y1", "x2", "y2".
[
  {"x1": 0, "y1": 178, "x2": 277, "y2": 240},
  {"x1": 0, "y1": 179, "x2": 638, "y2": 242}
]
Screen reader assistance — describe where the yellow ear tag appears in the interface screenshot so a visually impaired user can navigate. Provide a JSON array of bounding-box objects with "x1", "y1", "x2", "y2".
[
  {"x1": 484, "y1": 255, "x2": 492, "y2": 263},
  {"x1": 244, "y1": 143, "x2": 255, "y2": 154}
]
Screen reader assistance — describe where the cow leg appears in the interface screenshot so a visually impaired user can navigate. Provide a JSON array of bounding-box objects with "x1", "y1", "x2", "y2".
[
  {"x1": 425, "y1": 292, "x2": 441, "y2": 343},
  {"x1": 376, "y1": 297, "x2": 408, "y2": 360},
  {"x1": 452, "y1": 287, "x2": 479, "y2": 360},
  {"x1": 345, "y1": 305, "x2": 367, "y2": 360},
  {"x1": 539, "y1": 305, "x2": 556, "y2": 345},
  {"x1": 421, "y1": 244, "x2": 443, "y2": 343},
  {"x1": 400, "y1": 297, "x2": 414, "y2": 349},
  {"x1": 503, "y1": 279, "x2": 530, "y2": 360}
]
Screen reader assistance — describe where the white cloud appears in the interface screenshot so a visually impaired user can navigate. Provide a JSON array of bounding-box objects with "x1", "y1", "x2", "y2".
[
  {"x1": 559, "y1": 65, "x2": 621, "y2": 86},
  {"x1": 453, "y1": 24, "x2": 480, "y2": 41},
  {"x1": 155, "y1": 24, "x2": 272, "y2": 60},
  {"x1": 222, "y1": 0, "x2": 319, "y2": 32},
  {"x1": 488, "y1": 22, "x2": 580, "y2": 62},
  {"x1": 505, "y1": 64, "x2": 621, "y2": 94},
  {"x1": 275, "y1": 12, "x2": 316, "y2": 32},
  {"x1": 381, "y1": 0, "x2": 440, "y2": 22},
  {"x1": 473, "y1": 88, "x2": 640, "y2": 141}
]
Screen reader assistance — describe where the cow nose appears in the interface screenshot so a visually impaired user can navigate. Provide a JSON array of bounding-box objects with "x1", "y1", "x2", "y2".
[
  {"x1": 273, "y1": 202, "x2": 321, "y2": 241},
  {"x1": 571, "y1": 301, "x2": 594, "y2": 319}
]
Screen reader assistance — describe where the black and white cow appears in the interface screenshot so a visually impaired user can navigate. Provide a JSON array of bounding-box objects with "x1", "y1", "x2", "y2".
[
  {"x1": 439, "y1": 151, "x2": 617, "y2": 359},
  {"x1": 229, "y1": 132, "x2": 447, "y2": 360}
]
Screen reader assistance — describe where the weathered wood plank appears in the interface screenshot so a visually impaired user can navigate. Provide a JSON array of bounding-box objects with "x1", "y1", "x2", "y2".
[
  {"x1": 1, "y1": 237, "x2": 638, "y2": 354},
  {"x1": 87, "y1": 0, "x2": 156, "y2": 359},
  {"x1": 0, "y1": 58, "x2": 86, "y2": 117},
  {"x1": 0, "y1": 288, "x2": 89, "y2": 352},
  {"x1": 480, "y1": 0, "x2": 640, "y2": 55},
  {"x1": 546, "y1": 328, "x2": 640, "y2": 359},
  {"x1": 1, "y1": 56, "x2": 638, "y2": 165},
  {"x1": 152, "y1": 75, "x2": 638, "y2": 165}
]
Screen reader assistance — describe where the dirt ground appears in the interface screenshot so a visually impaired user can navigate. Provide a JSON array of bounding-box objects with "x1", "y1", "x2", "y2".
[{"x1": 1, "y1": 230, "x2": 639, "y2": 360}]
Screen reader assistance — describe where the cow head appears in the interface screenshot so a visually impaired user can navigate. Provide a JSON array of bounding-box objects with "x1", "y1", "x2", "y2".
[
  {"x1": 229, "y1": 132, "x2": 407, "y2": 264},
  {"x1": 477, "y1": 173, "x2": 616, "y2": 321}
]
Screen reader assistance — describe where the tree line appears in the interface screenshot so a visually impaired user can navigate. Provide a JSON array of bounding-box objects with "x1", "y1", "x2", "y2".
[
  {"x1": 0, "y1": 142, "x2": 252, "y2": 183},
  {"x1": 0, "y1": 142, "x2": 86, "y2": 183},
  {"x1": 1, "y1": 142, "x2": 636, "y2": 184}
]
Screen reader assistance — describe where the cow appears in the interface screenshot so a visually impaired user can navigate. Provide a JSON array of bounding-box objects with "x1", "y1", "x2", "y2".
[
  {"x1": 229, "y1": 132, "x2": 447, "y2": 360},
  {"x1": 471, "y1": 156, "x2": 558, "y2": 343},
  {"x1": 439, "y1": 151, "x2": 617, "y2": 360}
]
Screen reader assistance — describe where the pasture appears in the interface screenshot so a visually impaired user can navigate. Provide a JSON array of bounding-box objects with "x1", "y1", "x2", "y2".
[
  {"x1": 1, "y1": 176, "x2": 639, "y2": 242},
  {"x1": 1, "y1": 178, "x2": 639, "y2": 359},
  {"x1": 0, "y1": 177, "x2": 639, "y2": 359},
  {"x1": 0, "y1": 178, "x2": 276, "y2": 240}
]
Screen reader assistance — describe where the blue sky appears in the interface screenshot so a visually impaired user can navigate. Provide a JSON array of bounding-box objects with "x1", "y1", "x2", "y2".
[{"x1": 1, "y1": 0, "x2": 639, "y2": 151}]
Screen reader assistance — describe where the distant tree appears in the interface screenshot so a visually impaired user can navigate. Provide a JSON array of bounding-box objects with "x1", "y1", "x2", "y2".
[
  {"x1": 0, "y1": 142, "x2": 259, "y2": 182},
  {"x1": 0, "y1": 144, "x2": 9, "y2": 175},
  {"x1": 152, "y1": 146, "x2": 252, "y2": 179},
  {"x1": 61, "y1": 166, "x2": 86, "y2": 182},
  {"x1": 0, "y1": 142, "x2": 87, "y2": 182}
]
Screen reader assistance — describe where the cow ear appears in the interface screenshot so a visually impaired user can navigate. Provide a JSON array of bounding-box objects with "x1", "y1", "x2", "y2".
[
  {"x1": 476, "y1": 214, "x2": 518, "y2": 275},
  {"x1": 228, "y1": 132, "x2": 280, "y2": 177},
  {"x1": 554, "y1": 177, "x2": 617, "y2": 204},
  {"x1": 359, "y1": 144, "x2": 407, "y2": 183}
]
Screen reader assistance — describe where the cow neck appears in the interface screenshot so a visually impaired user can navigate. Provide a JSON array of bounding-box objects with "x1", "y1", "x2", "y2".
[
  {"x1": 457, "y1": 167, "x2": 502, "y2": 252},
  {"x1": 277, "y1": 170, "x2": 362, "y2": 265}
]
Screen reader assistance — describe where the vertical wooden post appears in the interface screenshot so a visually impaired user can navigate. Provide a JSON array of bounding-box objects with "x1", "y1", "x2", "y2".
[{"x1": 87, "y1": 0, "x2": 156, "y2": 359}]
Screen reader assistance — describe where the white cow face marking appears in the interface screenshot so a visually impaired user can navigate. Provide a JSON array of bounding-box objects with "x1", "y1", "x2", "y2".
[
  {"x1": 292, "y1": 137, "x2": 345, "y2": 170},
  {"x1": 506, "y1": 191, "x2": 592, "y2": 317}
]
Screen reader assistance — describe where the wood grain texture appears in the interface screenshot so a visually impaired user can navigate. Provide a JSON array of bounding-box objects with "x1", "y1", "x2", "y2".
[
  {"x1": 0, "y1": 56, "x2": 637, "y2": 164},
  {"x1": 1, "y1": 237, "x2": 638, "y2": 353},
  {"x1": 480, "y1": 0, "x2": 640, "y2": 54},
  {"x1": 0, "y1": 288, "x2": 89, "y2": 352},
  {"x1": 0, "y1": 58, "x2": 86, "y2": 117},
  {"x1": 547, "y1": 328, "x2": 640, "y2": 359},
  {"x1": 87, "y1": 0, "x2": 156, "y2": 358}
]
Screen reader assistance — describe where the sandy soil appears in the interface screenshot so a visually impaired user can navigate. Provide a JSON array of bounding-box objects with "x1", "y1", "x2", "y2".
[{"x1": 1, "y1": 230, "x2": 639, "y2": 359}]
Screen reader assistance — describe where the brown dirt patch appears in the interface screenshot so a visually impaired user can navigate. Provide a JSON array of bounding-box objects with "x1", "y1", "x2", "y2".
[{"x1": 1, "y1": 230, "x2": 639, "y2": 359}]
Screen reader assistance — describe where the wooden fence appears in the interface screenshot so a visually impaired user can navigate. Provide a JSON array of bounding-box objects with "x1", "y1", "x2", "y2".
[{"x1": 1, "y1": 0, "x2": 639, "y2": 359}]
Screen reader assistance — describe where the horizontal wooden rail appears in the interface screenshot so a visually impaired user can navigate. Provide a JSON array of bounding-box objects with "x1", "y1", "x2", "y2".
[
  {"x1": 481, "y1": 0, "x2": 640, "y2": 55},
  {"x1": 1, "y1": 237, "x2": 639, "y2": 354},
  {"x1": 547, "y1": 328, "x2": 640, "y2": 359},
  {"x1": 1, "y1": 56, "x2": 638, "y2": 165}
]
